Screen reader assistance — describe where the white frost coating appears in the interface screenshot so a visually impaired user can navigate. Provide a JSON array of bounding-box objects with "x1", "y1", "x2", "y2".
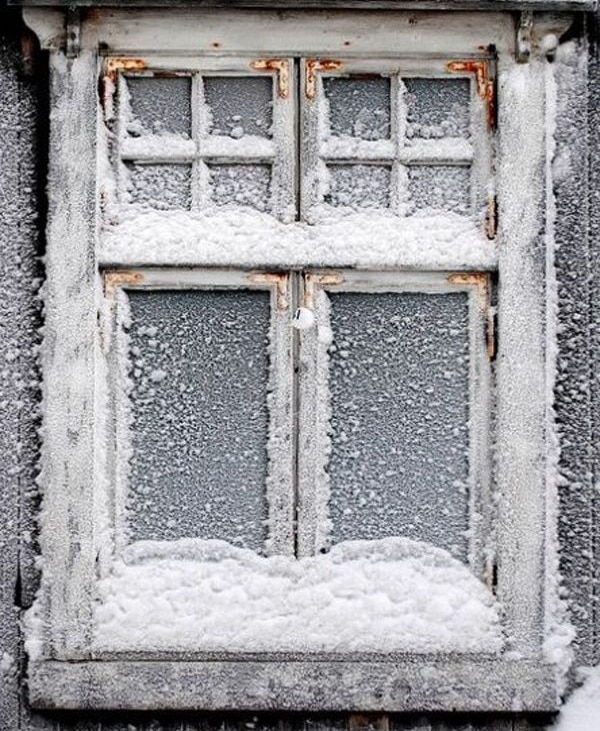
[
  {"x1": 121, "y1": 135, "x2": 197, "y2": 159},
  {"x1": 542, "y1": 47, "x2": 575, "y2": 689},
  {"x1": 202, "y1": 135, "x2": 275, "y2": 160},
  {"x1": 93, "y1": 537, "x2": 503, "y2": 653},
  {"x1": 549, "y1": 666, "x2": 600, "y2": 731},
  {"x1": 100, "y1": 210, "x2": 496, "y2": 269}
]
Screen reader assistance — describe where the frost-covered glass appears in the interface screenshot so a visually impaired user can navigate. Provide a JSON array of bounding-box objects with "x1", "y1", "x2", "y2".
[
  {"x1": 325, "y1": 164, "x2": 391, "y2": 209},
  {"x1": 407, "y1": 165, "x2": 470, "y2": 215},
  {"x1": 204, "y1": 76, "x2": 273, "y2": 138},
  {"x1": 323, "y1": 76, "x2": 391, "y2": 140},
  {"x1": 124, "y1": 289, "x2": 271, "y2": 550},
  {"x1": 125, "y1": 163, "x2": 192, "y2": 211},
  {"x1": 209, "y1": 164, "x2": 272, "y2": 211},
  {"x1": 327, "y1": 291, "x2": 470, "y2": 560},
  {"x1": 404, "y1": 78, "x2": 471, "y2": 141},
  {"x1": 125, "y1": 76, "x2": 192, "y2": 138}
]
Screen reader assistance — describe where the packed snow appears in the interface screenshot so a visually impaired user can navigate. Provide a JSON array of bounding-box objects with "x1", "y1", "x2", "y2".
[
  {"x1": 94, "y1": 537, "x2": 503, "y2": 654},
  {"x1": 549, "y1": 666, "x2": 600, "y2": 731}
]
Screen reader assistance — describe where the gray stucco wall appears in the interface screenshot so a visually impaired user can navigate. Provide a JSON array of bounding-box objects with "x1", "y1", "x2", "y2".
[{"x1": 0, "y1": 7, "x2": 598, "y2": 731}]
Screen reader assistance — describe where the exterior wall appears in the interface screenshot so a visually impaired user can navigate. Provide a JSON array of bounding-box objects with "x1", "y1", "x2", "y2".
[{"x1": 0, "y1": 6, "x2": 598, "y2": 731}]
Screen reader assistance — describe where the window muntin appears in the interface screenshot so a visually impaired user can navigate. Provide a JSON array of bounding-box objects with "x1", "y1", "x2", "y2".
[
  {"x1": 301, "y1": 58, "x2": 493, "y2": 228},
  {"x1": 109, "y1": 58, "x2": 295, "y2": 220}
]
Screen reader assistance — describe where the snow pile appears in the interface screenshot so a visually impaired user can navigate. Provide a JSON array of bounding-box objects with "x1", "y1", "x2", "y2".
[
  {"x1": 99, "y1": 209, "x2": 495, "y2": 269},
  {"x1": 94, "y1": 537, "x2": 503, "y2": 654},
  {"x1": 549, "y1": 666, "x2": 600, "y2": 731}
]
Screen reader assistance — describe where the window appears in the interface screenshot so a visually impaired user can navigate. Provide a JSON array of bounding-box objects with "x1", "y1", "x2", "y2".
[{"x1": 25, "y1": 6, "x2": 561, "y2": 713}]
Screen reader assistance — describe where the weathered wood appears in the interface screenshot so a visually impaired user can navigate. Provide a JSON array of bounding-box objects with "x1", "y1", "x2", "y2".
[
  {"x1": 495, "y1": 55, "x2": 548, "y2": 657},
  {"x1": 23, "y1": 7, "x2": 516, "y2": 56},
  {"x1": 36, "y1": 48, "x2": 99, "y2": 660},
  {"x1": 28, "y1": 658, "x2": 558, "y2": 712},
  {"x1": 7, "y1": 0, "x2": 598, "y2": 12}
]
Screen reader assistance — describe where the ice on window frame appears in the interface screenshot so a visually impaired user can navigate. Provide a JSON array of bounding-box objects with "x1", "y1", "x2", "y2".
[{"x1": 117, "y1": 288, "x2": 272, "y2": 552}]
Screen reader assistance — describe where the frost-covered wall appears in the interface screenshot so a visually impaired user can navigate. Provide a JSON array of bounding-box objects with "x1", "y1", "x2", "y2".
[{"x1": 0, "y1": 5, "x2": 600, "y2": 731}]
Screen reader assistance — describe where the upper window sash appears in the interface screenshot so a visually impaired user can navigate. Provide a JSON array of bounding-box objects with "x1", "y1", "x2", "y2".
[
  {"x1": 300, "y1": 56, "x2": 495, "y2": 235},
  {"x1": 102, "y1": 56, "x2": 296, "y2": 222}
]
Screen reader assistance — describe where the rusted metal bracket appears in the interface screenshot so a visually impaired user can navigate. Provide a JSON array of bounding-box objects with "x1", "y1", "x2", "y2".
[
  {"x1": 303, "y1": 272, "x2": 343, "y2": 309},
  {"x1": 250, "y1": 59, "x2": 290, "y2": 99},
  {"x1": 102, "y1": 57, "x2": 147, "y2": 120},
  {"x1": 447, "y1": 59, "x2": 496, "y2": 130},
  {"x1": 305, "y1": 58, "x2": 344, "y2": 100},
  {"x1": 104, "y1": 270, "x2": 144, "y2": 297},
  {"x1": 448, "y1": 272, "x2": 496, "y2": 359},
  {"x1": 517, "y1": 11, "x2": 534, "y2": 63},
  {"x1": 65, "y1": 6, "x2": 81, "y2": 59},
  {"x1": 248, "y1": 272, "x2": 289, "y2": 311},
  {"x1": 485, "y1": 195, "x2": 497, "y2": 240}
]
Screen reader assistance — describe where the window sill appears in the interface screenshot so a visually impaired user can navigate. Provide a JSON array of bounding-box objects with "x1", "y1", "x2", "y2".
[{"x1": 28, "y1": 657, "x2": 558, "y2": 711}]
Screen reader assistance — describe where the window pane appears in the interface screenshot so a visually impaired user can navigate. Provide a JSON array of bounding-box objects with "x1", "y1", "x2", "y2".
[
  {"x1": 204, "y1": 76, "x2": 273, "y2": 138},
  {"x1": 325, "y1": 164, "x2": 391, "y2": 209},
  {"x1": 327, "y1": 291, "x2": 470, "y2": 560},
  {"x1": 323, "y1": 76, "x2": 391, "y2": 140},
  {"x1": 124, "y1": 163, "x2": 192, "y2": 210},
  {"x1": 404, "y1": 78, "x2": 470, "y2": 141},
  {"x1": 123, "y1": 289, "x2": 271, "y2": 550},
  {"x1": 407, "y1": 165, "x2": 470, "y2": 215},
  {"x1": 208, "y1": 164, "x2": 271, "y2": 211},
  {"x1": 125, "y1": 76, "x2": 192, "y2": 138}
]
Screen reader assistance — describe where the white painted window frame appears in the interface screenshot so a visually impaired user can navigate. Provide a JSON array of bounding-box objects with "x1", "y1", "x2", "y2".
[{"x1": 24, "y1": 6, "x2": 562, "y2": 713}]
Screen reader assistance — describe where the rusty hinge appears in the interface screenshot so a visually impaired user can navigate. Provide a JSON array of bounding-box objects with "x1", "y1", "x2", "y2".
[
  {"x1": 248, "y1": 272, "x2": 289, "y2": 311},
  {"x1": 447, "y1": 59, "x2": 496, "y2": 130},
  {"x1": 485, "y1": 195, "x2": 497, "y2": 240},
  {"x1": 250, "y1": 58, "x2": 290, "y2": 99},
  {"x1": 104, "y1": 270, "x2": 144, "y2": 297},
  {"x1": 303, "y1": 272, "x2": 344, "y2": 309},
  {"x1": 447, "y1": 272, "x2": 496, "y2": 358},
  {"x1": 486, "y1": 306, "x2": 497, "y2": 360},
  {"x1": 305, "y1": 58, "x2": 344, "y2": 100}
]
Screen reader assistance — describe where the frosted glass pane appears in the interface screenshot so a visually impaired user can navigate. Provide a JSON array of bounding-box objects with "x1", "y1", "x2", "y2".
[
  {"x1": 327, "y1": 291, "x2": 470, "y2": 560},
  {"x1": 125, "y1": 76, "x2": 192, "y2": 137},
  {"x1": 404, "y1": 78, "x2": 471, "y2": 141},
  {"x1": 124, "y1": 289, "x2": 270, "y2": 550},
  {"x1": 125, "y1": 163, "x2": 192, "y2": 210},
  {"x1": 407, "y1": 165, "x2": 470, "y2": 215},
  {"x1": 204, "y1": 76, "x2": 273, "y2": 138},
  {"x1": 209, "y1": 164, "x2": 271, "y2": 211},
  {"x1": 323, "y1": 76, "x2": 391, "y2": 140},
  {"x1": 325, "y1": 164, "x2": 391, "y2": 209}
]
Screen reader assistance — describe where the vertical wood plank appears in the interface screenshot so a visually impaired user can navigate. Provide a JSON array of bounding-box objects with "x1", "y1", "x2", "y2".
[
  {"x1": 38, "y1": 48, "x2": 98, "y2": 660},
  {"x1": 495, "y1": 55, "x2": 548, "y2": 655}
]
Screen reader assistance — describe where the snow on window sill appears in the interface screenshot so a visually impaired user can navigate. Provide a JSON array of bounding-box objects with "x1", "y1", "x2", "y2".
[{"x1": 99, "y1": 208, "x2": 496, "y2": 270}]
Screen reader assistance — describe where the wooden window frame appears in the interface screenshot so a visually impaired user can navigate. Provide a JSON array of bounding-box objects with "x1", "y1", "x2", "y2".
[{"x1": 24, "y1": 6, "x2": 562, "y2": 713}]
